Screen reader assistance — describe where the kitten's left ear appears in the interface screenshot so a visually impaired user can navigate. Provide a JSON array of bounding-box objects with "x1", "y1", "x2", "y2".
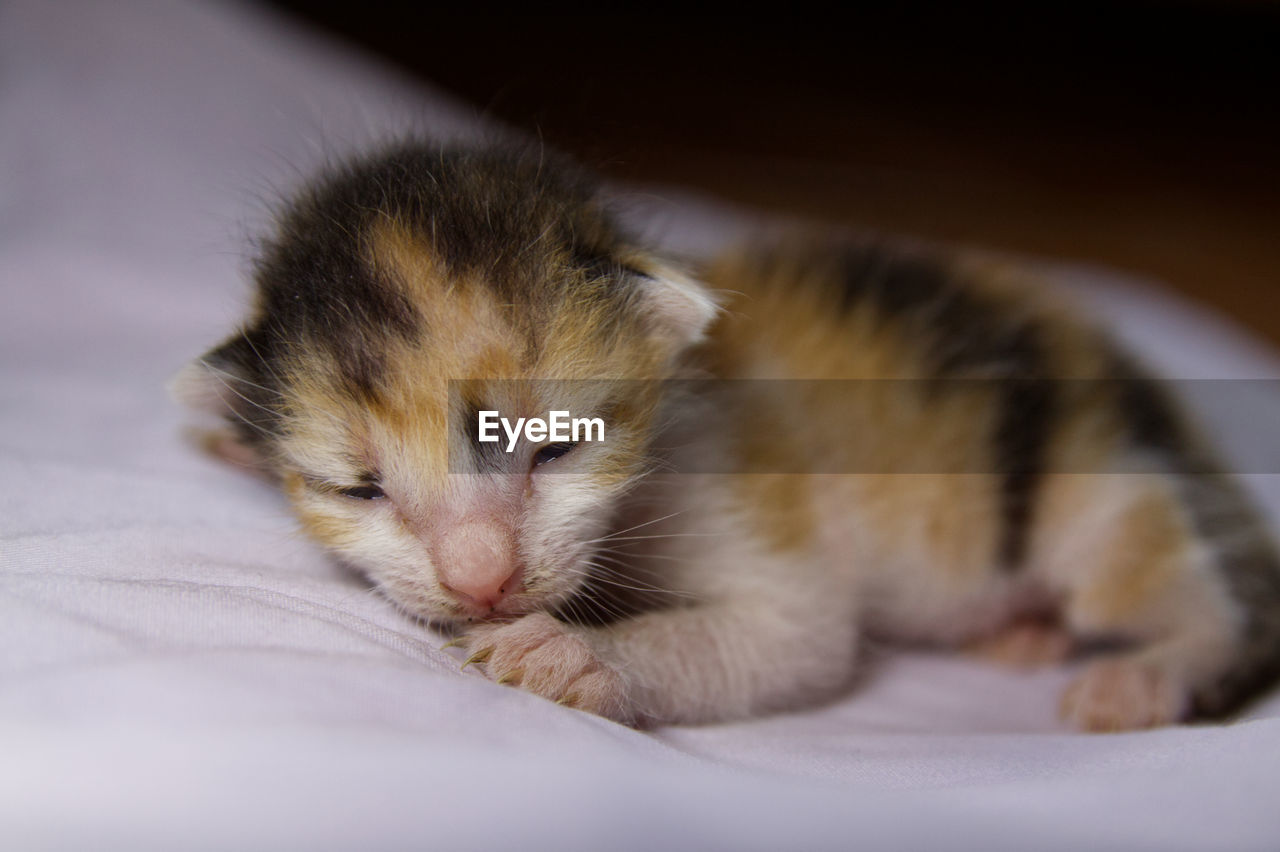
[
  {"x1": 168, "y1": 336, "x2": 252, "y2": 417},
  {"x1": 632, "y1": 262, "x2": 721, "y2": 349},
  {"x1": 169, "y1": 336, "x2": 274, "y2": 473}
]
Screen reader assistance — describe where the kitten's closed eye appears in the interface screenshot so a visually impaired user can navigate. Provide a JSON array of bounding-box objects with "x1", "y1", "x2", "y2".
[
  {"x1": 339, "y1": 484, "x2": 386, "y2": 500},
  {"x1": 533, "y1": 442, "x2": 577, "y2": 467}
]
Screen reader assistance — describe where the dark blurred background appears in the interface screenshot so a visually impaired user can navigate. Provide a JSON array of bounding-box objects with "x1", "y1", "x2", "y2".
[{"x1": 266, "y1": 1, "x2": 1280, "y2": 344}]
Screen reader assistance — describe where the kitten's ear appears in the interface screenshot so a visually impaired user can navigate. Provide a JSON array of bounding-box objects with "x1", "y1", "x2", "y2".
[
  {"x1": 632, "y1": 262, "x2": 720, "y2": 349},
  {"x1": 168, "y1": 336, "x2": 253, "y2": 417},
  {"x1": 169, "y1": 336, "x2": 274, "y2": 473}
]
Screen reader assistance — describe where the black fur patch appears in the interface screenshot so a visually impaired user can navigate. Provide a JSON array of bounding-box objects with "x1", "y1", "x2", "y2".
[
  {"x1": 200, "y1": 325, "x2": 286, "y2": 448},
  {"x1": 1107, "y1": 353, "x2": 1196, "y2": 462},
  {"x1": 836, "y1": 242, "x2": 1056, "y2": 570},
  {"x1": 252, "y1": 184, "x2": 421, "y2": 403},
  {"x1": 461, "y1": 395, "x2": 510, "y2": 474},
  {"x1": 251, "y1": 143, "x2": 644, "y2": 397},
  {"x1": 993, "y1": 371, "x2": 1055, "y2": 568}
]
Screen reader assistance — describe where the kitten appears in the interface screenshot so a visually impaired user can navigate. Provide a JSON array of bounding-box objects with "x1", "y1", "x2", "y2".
[{"x1": 174, "y1": 141, "x2": 1280, "y2": 729}]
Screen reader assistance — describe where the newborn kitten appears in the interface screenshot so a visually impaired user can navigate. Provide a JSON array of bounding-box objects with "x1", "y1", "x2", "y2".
[{"x1": 175, "y1": 141, "x2": 1280, "y2": 729}]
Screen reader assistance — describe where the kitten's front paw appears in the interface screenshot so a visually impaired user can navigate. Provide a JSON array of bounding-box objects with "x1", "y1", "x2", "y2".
[
  {"x1": 463, "y1": 612, "x2": 633, "y2": 724},
  {"x1": 1060, "y1": 657, "x2": 1189, "y2": 732}
]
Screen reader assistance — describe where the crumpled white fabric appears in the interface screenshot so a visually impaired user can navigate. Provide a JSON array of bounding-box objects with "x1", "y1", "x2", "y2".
[{"x1": 2, "y1": 1, "x2": 1278, "y2": 850}]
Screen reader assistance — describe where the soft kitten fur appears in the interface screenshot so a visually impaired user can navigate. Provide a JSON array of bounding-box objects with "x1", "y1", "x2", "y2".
[{"x1": 175, "y1": 141, "x2": 1280, "y2": 729}]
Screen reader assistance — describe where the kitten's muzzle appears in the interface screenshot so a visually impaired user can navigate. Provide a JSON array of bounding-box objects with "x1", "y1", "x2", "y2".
[{"x1": 434, "y1": 521, "x2": 523, "y2": 615}]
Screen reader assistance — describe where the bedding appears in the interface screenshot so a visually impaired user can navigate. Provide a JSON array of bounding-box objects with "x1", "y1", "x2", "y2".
[{"x1": 2, "y1": 1, "x2": 1278, "y2": 849}]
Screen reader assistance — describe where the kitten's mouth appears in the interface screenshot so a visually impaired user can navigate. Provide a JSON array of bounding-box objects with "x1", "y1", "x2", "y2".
[
  {"x1": 442, "y1": 581, "x2": 552, "y2": 623},
  {"x1": 421, "y1": 559, "x2": 587, "y2": 625},
  {"x1": 457, "y1": 580, "x2": 587, "y2": 626},
  {"x1": 445, "y1": 592, "x2": 531, "y2": 622}
]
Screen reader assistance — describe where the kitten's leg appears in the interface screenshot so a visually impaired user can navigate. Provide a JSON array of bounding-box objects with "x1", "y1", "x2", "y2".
[
  {"x1": 465, "y1": 576, "x2": 860, "y2": 725},
  {"x1": 592, "y1": 584, "x2": 861, "y2": 724},
  {"x1": 1043, "y1": 476, "x2": 1242, "y2": 731}
]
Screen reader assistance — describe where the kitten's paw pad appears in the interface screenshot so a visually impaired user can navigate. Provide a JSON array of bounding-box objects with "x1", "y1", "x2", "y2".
[
  {"x1": 968, "y1": 622, "x2": 1073, "y2": 669},
  {"x1": 1060, "y1": 658, "x2": 1188, "y2": 732},
  {"x1": 465, "y1": 613, "x2": 632, "y2": 723}
]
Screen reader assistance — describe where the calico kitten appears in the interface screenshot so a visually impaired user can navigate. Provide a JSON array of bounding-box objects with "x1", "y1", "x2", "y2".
[{"x1": 174, "y1": 141, "x2": 1280, "y2": 729}]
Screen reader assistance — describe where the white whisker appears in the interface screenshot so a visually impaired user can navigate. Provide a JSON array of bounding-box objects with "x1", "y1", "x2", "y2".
[{"x1": 585, "y1": 510, "x2": 686, "y2": 544}]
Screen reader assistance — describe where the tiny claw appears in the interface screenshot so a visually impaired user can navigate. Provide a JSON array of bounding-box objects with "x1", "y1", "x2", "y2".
[
  {"x1": 495, "y1": 668, "x2": 523, "y2": 686},
  {"x1": 461, "y1": 647, "x2": 492, "y2": 670},
  {"x1": 559, "y1": 692, "x2": 581, "y2": 707},
  {"x1": 439, "y1": 638, "x2": 463, "y2": 651}
]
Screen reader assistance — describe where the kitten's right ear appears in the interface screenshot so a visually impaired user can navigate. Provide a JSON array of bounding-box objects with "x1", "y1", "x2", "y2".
[{"x1": 631, "y1": 261, "x2": 721, "y2": 350}]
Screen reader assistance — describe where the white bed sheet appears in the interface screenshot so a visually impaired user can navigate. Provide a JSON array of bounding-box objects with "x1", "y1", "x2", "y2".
[{"x1": 2, "y1": 1, "x2": 1279, "y2": 849}]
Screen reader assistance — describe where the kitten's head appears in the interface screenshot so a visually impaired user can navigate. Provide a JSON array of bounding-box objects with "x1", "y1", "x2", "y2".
[{"x1": 175, "y1": 144, "x2": 717, "y2": 625}]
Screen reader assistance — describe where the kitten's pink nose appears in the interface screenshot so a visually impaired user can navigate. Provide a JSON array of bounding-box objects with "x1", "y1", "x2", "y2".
[{"x1": 434, "y1": 522, "x2": 520, "y2": 612}]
